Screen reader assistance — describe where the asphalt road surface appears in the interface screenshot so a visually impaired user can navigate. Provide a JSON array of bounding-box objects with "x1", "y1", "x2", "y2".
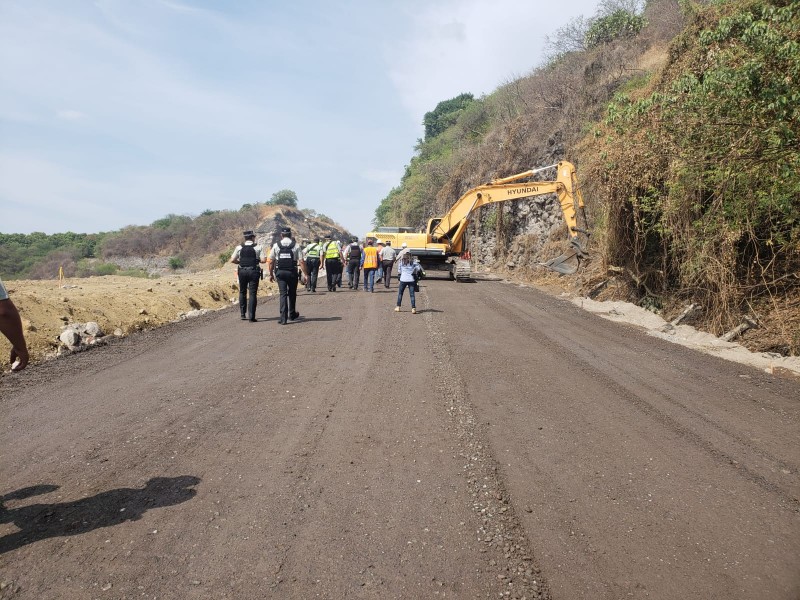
[{"x1": 2, "y1": 276, "x2": 798, "y2": 600}]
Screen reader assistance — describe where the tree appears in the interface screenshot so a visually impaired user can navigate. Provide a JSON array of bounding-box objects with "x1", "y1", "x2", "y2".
[
  {"x1": 268, "y1": 189, "x2": 299, "y2": 207},
  {"x1": 423, "y1": 93, "x2": 475, "y2": 141}
]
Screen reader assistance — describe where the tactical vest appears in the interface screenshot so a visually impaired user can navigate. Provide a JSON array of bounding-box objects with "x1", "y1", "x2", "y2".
[
  {"x1": 324, "y1": 241, "x2": 340, "y2": 259},
  {"x1": 277, "y1": 241, "x2": 296, "y2": 270},
  {"x1": 363, "y1": 246, "x2": 378, "y2": 269},
  {"x1": 348, "y1": 243, "x2": 362, "y2": 262},
  {"x1": 305, "y1": 243, "x2": 320, "y2": 259},
  {"x1": 239, "y1": 244, "x2": 259, "y2": 268}
]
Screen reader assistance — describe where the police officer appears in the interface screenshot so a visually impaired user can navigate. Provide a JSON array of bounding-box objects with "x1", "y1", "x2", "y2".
[
  {"x1": 303, "y1": 237, "x2": 322, "y2": 292},
  {"x1": 321, "y1": 234, "x2": 343, "y2": 292},
  {"x1": 344, "y1": 236, "x2": 363, "y2": 290},
  {"x1": 268, "y1": 227, "x2": 307, "y2": 325},
  {"x1": 230, "y1": 230, "x2": 266, "y2": 322}
]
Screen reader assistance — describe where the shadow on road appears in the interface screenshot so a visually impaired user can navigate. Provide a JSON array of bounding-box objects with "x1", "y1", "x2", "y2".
[{"x1": 0, "y1": 475, "x2": 201, "y2": 554}]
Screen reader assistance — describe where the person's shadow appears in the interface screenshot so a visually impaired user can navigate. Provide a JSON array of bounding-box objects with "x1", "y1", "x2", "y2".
[{"x1": 0, "y1": 476, "x2": 201, "y2": 554}]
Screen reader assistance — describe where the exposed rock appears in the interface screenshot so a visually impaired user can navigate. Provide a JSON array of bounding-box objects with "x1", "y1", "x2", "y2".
[
  {"x1": 59, "y1": 329, "x2": 82, "y2": 349},
  {"x1": 83, "y1": 322, "x2": 104, "y2": 337}
]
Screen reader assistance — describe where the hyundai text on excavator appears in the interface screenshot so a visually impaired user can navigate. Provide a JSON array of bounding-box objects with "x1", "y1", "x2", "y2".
[{"x1": 366, "y1": 160, "x2": 589, "y2": 281}]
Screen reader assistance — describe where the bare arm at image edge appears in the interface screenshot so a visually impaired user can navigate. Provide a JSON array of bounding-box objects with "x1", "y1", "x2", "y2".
[{"x1": 0, "y1": 297, "x2": 29, "y2": 371}]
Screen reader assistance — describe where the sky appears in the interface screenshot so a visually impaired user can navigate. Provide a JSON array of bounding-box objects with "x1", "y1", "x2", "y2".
[{"x1": 0, "y1": 0, "x2": 601, "y2": 238}]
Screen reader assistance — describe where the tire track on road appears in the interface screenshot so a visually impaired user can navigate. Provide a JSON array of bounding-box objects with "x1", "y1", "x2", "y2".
[{"x1": 420, "y1": 289, "x2": 553, "y2": 600}]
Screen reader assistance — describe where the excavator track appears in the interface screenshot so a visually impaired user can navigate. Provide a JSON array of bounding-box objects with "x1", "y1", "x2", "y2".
[{"x1": 454, "y1": 259, "x2": 471, "y2": 282}]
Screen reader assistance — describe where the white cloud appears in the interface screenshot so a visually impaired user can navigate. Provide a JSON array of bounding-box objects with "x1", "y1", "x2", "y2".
[
  {"x1": 56, "y1": 109, "x2": 87, "y2": 121},
  {"x1": 0, "y1": 0, "x2": 600, "y2": 238},
  {"x1": 0, "y1": 154, "x2": 226, "y2": 233},
  {"x1": 360, "y1": 168, "x2": 404, "y2": 188},
  {"x1": 386, "y1": 0, "x2": 598, "y2": 122}
]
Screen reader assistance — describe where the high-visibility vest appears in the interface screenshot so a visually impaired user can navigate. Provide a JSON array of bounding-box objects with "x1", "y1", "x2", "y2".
[
  {"x1": 305, "y1": 243, "x2": 321, "y2": 258},
  {"x1": 362, "y1": 246, "x2": 378, "y2": 269},
  {"x1": 324, "y1": 241, "x2": 340, "y2": 259}
]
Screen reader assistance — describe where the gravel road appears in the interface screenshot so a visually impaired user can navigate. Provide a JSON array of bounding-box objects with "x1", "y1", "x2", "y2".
[{"x1": 2, "y1": 276, "x2": 798, "y2": 599}]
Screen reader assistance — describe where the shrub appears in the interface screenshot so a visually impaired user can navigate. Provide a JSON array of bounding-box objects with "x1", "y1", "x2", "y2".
[
  {"x1": 169, "y1": 256, "x2": 186, "y2": 270},
  {"x1": 585, "y1": 10, "x2": 646, "y2": 48}
]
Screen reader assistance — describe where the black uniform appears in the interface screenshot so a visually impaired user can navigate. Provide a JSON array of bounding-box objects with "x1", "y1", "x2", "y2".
[
  {"x1": 304, "y1": 241, "x2": 322, "y2": 292},
  {"x1": 236, "y1": 243, "x2": 262, "y2": 321},
  {"x1": 274, "y1": 239, "x2": 300, "y2": 324},
  {"x1": 346, "y1": 242, "x2": 362, "y2": 289}
]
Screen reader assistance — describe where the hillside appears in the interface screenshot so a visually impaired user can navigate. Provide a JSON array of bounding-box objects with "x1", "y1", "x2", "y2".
[
  {"x1": 1, "y1": 204, "x2": 352, "y2": 280},
  {"x1": 373, "y1": 0, "x2": 799, "y2": 356}
]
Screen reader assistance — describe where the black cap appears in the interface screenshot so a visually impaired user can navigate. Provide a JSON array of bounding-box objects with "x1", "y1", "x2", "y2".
[
  {"x1": 324, "y1": 233, "x2": 332, "y2": 239},
  {"x1": 351, "y1": 236, "x2": 358, "y2": 242},
  {"x1": 314, "y1": 237, "x2": 321, "y2": 243},
  {"x1": 243, "y1": 230, "x2": 255, "y2": 238},
  {"x1": 280, "y1": 227, "x2": 291, "y2": 236}
]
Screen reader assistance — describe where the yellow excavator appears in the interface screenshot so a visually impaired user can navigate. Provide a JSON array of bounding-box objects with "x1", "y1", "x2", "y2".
[{"x1": 366, "y1": 160, "x2": 589, "y2": 281}]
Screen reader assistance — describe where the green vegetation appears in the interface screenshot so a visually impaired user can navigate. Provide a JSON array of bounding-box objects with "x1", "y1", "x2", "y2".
[
  {"x1": 0, "y1": 232, "x2": 107, "y2": 279},
  {"x1": 373, "y1": 0, "x2": 798, "y2": 354},
  {"x1": 585, "y1": 9, "x2": 646, "y2": 48},
  {"x1": 593, "y1": 0, "x2": 799, "y2": 339},
  {"x1": 423, "y1": 93, "x2": 477, "y2": 141},
  {"x1": 169, "y1": 256, "x2": 186, "y2": 270},
  {"x1": 99, "y1": 204, "x2": 266, "y2": 265},
  {"x1": 267, "y1": 189, "x2": 299, "y2": 207}
]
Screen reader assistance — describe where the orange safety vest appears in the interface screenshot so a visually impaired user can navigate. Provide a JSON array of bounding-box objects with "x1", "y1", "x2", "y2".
[{"x1": 363, "y1": 246, "x2": 379, "y2": 269}]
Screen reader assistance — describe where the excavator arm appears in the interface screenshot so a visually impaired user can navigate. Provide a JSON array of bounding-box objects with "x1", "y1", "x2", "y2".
[{"x1": 429, "y1": 160, "x2": 589, "y2": 274}]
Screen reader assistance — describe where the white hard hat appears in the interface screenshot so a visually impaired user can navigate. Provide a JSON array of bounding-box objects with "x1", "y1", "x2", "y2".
[
  {"x1": 376, "y1": 239, "x2": 383, "y2": 244},
  {"x1": 401, "y1": 242, "x2": 407, "y2": 248}
]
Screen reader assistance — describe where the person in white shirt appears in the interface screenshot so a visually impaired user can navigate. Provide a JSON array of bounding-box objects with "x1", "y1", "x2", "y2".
[{"x1": 230, "y1": 230, "x2": 267, "y2": 322}]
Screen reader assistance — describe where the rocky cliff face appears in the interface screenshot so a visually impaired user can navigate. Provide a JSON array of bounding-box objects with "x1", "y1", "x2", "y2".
[{"x1": 252, "y1": 207, "x2": 351, "y2": 249}]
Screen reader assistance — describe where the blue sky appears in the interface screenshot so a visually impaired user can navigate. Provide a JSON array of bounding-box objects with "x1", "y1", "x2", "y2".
[{"x1": 0, "y1": 0, "x2": 601, "y2": 238}]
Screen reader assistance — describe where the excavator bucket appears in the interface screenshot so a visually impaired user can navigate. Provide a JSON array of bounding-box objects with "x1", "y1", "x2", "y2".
[
  {"x1": 539, "y1": 238, "x2": 588, "y2": 275},
  {"x1": 540, "y1": 250, "x2": 581, "y2": 274}
]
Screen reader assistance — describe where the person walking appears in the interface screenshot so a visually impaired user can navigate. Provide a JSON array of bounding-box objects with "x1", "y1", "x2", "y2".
[
  {"x1": 344, "y1": 237, "x2": 363, "y2": 290},
  {"x1": 379, "y1": 240, "x2": 397, "y2": 288},
  {"x1": 268, "y1": 227, "x2": 306, "y2": 325},
  {"x1": 375, "y1": 239, "x2": 384, "y2": 284},
  {"x1": 394, "y1": 252, "x2": 423, "y2": 314},
  {"x1": 230, "y1": 230, "x2": 266, "y2": 322},
  {"x1": 321, "y1": 234, "x2": 343, "y2": 292},
  {"x1": 362, "y1": 238, "x2": 379, "y2": 292},
  {"x1": 0, "y1": 277, "x2": 29, "y2": 371},
  {"x1": 303, "y1": 237, "x2": 322, "y2": 292}
]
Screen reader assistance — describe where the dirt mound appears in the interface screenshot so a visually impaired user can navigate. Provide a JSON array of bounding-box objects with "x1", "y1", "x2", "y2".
[{"x1": 0, "y1": 267, "x2": 279, "y2": 371}]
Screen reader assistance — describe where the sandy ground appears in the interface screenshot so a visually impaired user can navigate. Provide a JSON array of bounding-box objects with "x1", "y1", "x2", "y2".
[
  {"x1": 2, "y1": 268, "x2": 799, "y2": 380},
  {"x1": 570, "y1": 295, "x2": 800, "y2": 378},
  {"x1": 0, "y1": 267, "x2": 270, "y2": 371}
]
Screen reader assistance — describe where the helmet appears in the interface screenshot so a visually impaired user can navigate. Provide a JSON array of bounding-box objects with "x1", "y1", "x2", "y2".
[{"x1": 401, "y1": 242, "x2": 408, "y2": 248}]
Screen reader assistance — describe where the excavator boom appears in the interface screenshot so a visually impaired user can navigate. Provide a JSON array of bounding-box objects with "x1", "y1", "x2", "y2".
[{"x1": 367, "y1": 160, "x2": 590, "y2": 279}]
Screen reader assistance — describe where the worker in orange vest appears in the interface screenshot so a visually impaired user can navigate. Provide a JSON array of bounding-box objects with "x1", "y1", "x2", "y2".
[{"x1": 361, "y1": 238, "x2": 379, "y2": 293}]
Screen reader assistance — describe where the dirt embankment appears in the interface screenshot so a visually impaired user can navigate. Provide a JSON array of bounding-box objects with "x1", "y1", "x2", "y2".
[{"x1": 0, "y1": 267, "x2": 281, "y2": 371}]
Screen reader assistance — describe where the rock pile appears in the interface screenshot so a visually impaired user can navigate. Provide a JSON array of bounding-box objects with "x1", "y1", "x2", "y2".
[
  {"x1": 58, "y1": 321, "x2": 108, "y2": 351},
  {"x1": 58, "y1": 309, "x2": 213, "y2": 353}
]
